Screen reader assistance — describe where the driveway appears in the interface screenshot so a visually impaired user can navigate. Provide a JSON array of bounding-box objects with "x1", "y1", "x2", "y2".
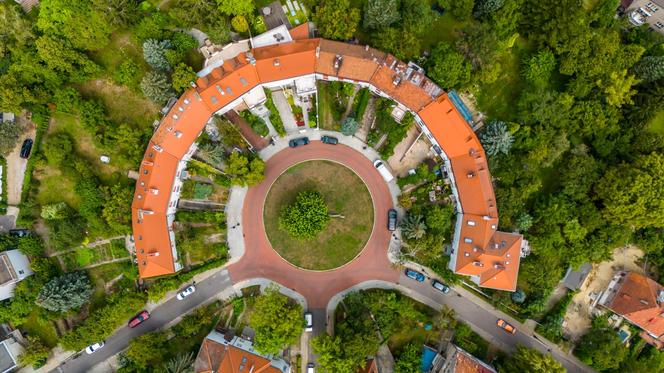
[
  {"x1": 271, "y1": 90, "x2": 300, "y2": 133},
  {"x1": 6, "y1": 119, "x2": 36, "y2": 206}
]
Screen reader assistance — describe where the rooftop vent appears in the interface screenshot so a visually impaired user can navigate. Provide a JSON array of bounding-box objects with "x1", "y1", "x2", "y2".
[
  {"x1": 273, "y1": 59, "x2": 280, "y2": 67},
  {"x1": 393, "y1": 75, "x2": 402, "y2": 86},
  {"x1": 464, "y1": 237, "x2": 472, "y2": 243},
  {"x1": 467, "y1": 172, "x2": 475, "y2": 178},
  {"x1": 334, "y1": 55, "x2": 343, "y2": 70},
  {"x1": 464, "y1": 252, "x2": 470, "y2": 257},
  {"x1": 240, "y1": 77, "x2": 248, "y2": 86},
  {"x1": 147, "y1": 251, "x2": 160, "y2": 257},
  {"x1": 190, "y1": 81, "x2": 197, "y2": 88},
  {"x1": 152, "y1": 144, "x2": 164, "y2": 153},
  {"x1": 246, "y1": 52, "x2": 256, "y2": 65},
  {"x1": 175, "y1": 130, "x2": 183, "y2": 138},
  {"x1": 494, "y1": 263, "x2": 505, "y2": 270},
  {"x1": 178, "y1": 106, "x2": 184, "y2": 112},
  {"x1": 150, "y1": 188, "x2": 159, "y2": 195},
  {"x1": 467, "y1": 220, "x2": 476, "y2": 226},
  {"x1": 183, "y1": 99, "x2": 190, "y2": 105},
  {"x1": 472, "y1": 261, "x2": 484, "y2": 267}
]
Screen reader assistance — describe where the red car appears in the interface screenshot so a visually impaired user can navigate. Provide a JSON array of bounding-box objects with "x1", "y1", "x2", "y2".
[{"x1": 128, "y1": 310, "x2": 150, "y2": 328}]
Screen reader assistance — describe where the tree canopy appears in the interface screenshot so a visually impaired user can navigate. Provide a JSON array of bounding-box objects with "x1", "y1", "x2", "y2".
[
  {"x1": 500, "y1": 345, "x2": 565, "y2": 373},
  {"x1": 279, "y1": 191, "x2": 330, "y2": 239},
  {"x1": 314, "y1": 0, "x2": 361, "y2": 40},
  {"x1": 36, "y1": 271, "x2": 93, "y2": 312},
  {"x1": 250, "y1": 287, "x2": 304, "y2": 354}
]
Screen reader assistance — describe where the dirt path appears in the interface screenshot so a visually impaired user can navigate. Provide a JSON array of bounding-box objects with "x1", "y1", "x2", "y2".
[
  {"x1": 6, "y1": 116, "x2": 36, "y2": 206},
  {"x1": 355, "y1": 96, "x2": 376, "y2": 143}
]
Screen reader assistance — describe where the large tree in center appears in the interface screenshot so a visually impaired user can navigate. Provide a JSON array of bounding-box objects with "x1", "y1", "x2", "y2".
[{"x1": 279, "y1": 191, "x2": 330, "y2": 238}]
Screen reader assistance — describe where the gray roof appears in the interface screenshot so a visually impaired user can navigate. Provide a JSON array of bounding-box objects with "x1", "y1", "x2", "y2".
[
  {"x1": 0, "y1": 341, "x2": 16, "y2": 373},
  {"x1": 562, "y1": 263, "x2": 592, "y2": 290}
]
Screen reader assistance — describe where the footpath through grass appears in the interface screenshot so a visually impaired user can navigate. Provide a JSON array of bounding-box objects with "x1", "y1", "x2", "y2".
[{"x1": 264, "y1": 160, "x2": 374, "y2": 270}]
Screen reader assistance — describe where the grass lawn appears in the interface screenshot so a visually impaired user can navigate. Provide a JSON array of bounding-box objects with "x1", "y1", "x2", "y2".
[
  {"x1": 264, "y1": 160, "x2": 374, "y2": 270},
  {"x1": 420, "y1": 12, "x2": 470, "y2": 52},
  {"x1": 648, "y1": 110, "x2": 664, "y2": 135},
  {"x1": 76, "y1": 80, "x2": 159, "y2": 128},
  {"x1": 89, "y1": 31, "x2": 147, "y2": 76}
]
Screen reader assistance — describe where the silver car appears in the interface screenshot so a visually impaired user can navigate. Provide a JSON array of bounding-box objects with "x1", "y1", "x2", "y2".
[{"x1": 176, "y1": 285, "x2": 196, "y2": 300}]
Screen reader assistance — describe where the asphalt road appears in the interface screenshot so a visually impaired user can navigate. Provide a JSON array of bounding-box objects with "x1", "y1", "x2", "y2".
[
  {"x1": 50, "y1": 270, "x2": 232, "y2": 373},
  {"x1": 397, "y1": 272, "x2": 594, "y2": 373}
]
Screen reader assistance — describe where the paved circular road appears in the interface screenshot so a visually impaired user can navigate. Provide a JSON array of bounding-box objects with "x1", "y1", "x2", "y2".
[{"x1": 228, "y1": 141, "x2": 400, "y2": 308}]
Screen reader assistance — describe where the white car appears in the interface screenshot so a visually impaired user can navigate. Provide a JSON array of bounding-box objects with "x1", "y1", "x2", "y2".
[
  {"x1": 304, "y1": 312, "x2": 313, "y2": 332},
  {"x1": 176, "y1": 285, "x2": 196, "y2": 300},
  {"x1": 85, "y1": 341, "x2": 105, "y2": 354}
]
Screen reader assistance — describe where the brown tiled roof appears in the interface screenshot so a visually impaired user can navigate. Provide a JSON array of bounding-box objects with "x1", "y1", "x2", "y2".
[
  {"x1": 608, "y1": 272, "x2": 664, "y2": 337},
  {"x1": 194, "y1": 337, "x2": 281, "y2": 373}
]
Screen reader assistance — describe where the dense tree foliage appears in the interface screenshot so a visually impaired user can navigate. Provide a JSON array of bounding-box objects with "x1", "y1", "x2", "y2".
[
  {"x1": 140, "y1": 71, "x2": 175, "y2": 104},
  {"x1": 36, "y1": 271, "x2": 93, "y2": 312},
  {"x1": 394, "y1": 343, "x2": 421, "y2": 373},
  {"x1": 363, "y1": 0, "x2": 401, "y2": 30},
  {"x1": 250, "y1": 287, "x2": 303, "y2": 354},
  {"x1": 216, "y1": 0, "x2": 254, "y2": 16},
  {"x1": 427, "y1": 42, "x2": 472, "y2": 89},
  {"x1": 438, "y1": 0, "x2": 475, "y2": 20},
  {"x1": 314, "y1": 0, "x2": 361, "y2": 40},
  {"x1": 341, "y1": 117, "x2": 359, "y2": 136},
  {"x1": 500, "y1": 345, "x2": 565, "y2": 373},
  {"x1": 18, "y1": 336, "x2": 50, "y2": 369},
  {"x1": 0, "y1": 119, "x2": 21, "y2": 156},
  {"x1": 279, "y1": 191, "x2": 330, "y2": 239},
  {"x1": 225, "y1": 152, "x2": 265, "y2": 186},
  {"x1": 575, "y1": 317, "x2": 628, "y2": 371}
]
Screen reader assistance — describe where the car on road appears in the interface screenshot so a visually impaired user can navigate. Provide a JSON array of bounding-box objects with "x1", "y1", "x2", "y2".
[
  {"x1": 307, "y1": 363, "x2": 315, "y2": 373},
  {"x1": 176, "y1": 285, "x2": 196, "y2": 300},
  {"x1": 405, "y1": 268, "x2": 425, "y2": 282},
  {"x1": 20, "y1": 139, "x2": 33, "y2": 159},
  {"x1": 304, "y1": 312, "x2": 313, "y2": 332},
  {"x1": 128, "y1": 310, "x2": 150, "y2": 328},
  {"x1": 432, "y1": 279, "x2": 450, "y2": 294},
  {"x1": 289, "y1": 137, "x2": 310, "y2": 148},
  {"x1": 388, "y1": 209, "x2": 398, "y2": 231},
  {"x1": 85, "y1": 341, "x2": 105, "y2": 354},
  {"x1": 373, "y1": 160, "x2": 394, "y2": 182},
  {"x1": 497, "y1": 318, "x2": 516, "y2": 335},
  {"x1": 321, "y1": 135, "x2": 338, "y2": 145}
]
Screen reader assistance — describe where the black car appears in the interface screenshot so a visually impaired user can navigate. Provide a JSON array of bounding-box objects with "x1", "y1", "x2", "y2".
[
  {"x1": 388, "y1": 209, "x2": 397, "y2": 231},
  {"x1": 9, "y1": 229, "x2": 30, "y2": 238},
  {"x1": 321, "y1": 135, "x2": 338, "y2": 145},
  {"x1": 20, "y1": 139, "x2": 33, "y2": 159},
  {"x1": 432, "y1": 279, "x2": 451, "y2": 294},
  {"x1": 289, "y1": 137, "x2": 310, "y2": 148}
]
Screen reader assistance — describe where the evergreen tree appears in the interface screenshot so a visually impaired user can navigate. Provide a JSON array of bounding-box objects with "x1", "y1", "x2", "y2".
[
  {"x1": 479, "y1": 120, "x2": 514, "y2": 156},
  {"x1": 363, "y1": 0, "x2": 401, "y2": 30},
  {"x1": 474, "y1": 0, "x2": 505, "y2": 18},
  {"x1": 143, "y1": 39, "x2": 173, "y2": 71},
  {"x1": 36, "y1": 271, "x2": 93, "y2": 312},
  {"x1": 140, "y1": 71, "x2": 175, "y2": 104},
  {"x1": 401, "y1": 214, "x2": 426, "y2": 240},
  {"x1": 341, "y1": 117, "x2": 359, "y2": 136},
  {"x1": 632, "y1": 55, "x2": 664, "y2": 83}
]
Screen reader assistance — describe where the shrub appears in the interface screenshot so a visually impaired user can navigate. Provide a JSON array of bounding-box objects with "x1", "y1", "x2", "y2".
[
  {"x1": 341, "y1": 117, "x2": 358, "y2": 136},
  {"x1": 53, "y1": 87, "x2": 81, "y2": 113},
  {"x1": 36, "y1": 271, "x2": 94, "y2": 312},
  {"x1": 140, "y1": 71, "x2": 174, "y2": 104},
  {"x1": 42, "y1": 132, "x2": 73, "y2": 166},
  {"x1": 171, "y1": 63, "x2": 197, "y2": 93},
  {"x1": 352, "y1": 88, "x2": 370, "y2": 120},
  {"x1": 0, "y1": 119, "x2": 21, "y2": 157},
  {"x1": 114, "y1": 59, "x2": 141, "y2": 87},
  {"x1": 231, "y1": 15, "x2": 249, "y2": 33},
  {"x1": 264, "y1": 89, "x2": 286, "y2": 136},
  {"x1": 279, "y1": 191, "x2": 330, "y2": 239}
]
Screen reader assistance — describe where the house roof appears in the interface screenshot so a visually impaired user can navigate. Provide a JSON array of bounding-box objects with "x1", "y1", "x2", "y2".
[
  {"x1": 194, "y1": 335, "x2": 282, "y2": 373},
  {"x1": 288, "y1": 23, "x2": 311, "y2": 40},
  {"x1": 451, "y1": 344, "x2": 497, "y2": 373},
  {"x1": 607, "y1": 272, "x2": 664, "y2": 337},
  {"x1": 130, "y1": 34, "x2": 523, "y2": 289}
]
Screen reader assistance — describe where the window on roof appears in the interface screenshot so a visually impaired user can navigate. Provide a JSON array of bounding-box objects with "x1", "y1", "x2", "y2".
[
  {"x1": 240, "y1": 77, "x2": 248, "y2": 86},
  {"x1": 210, "y1": 95, "x2": 218, "y2": 104},
  {"x1": 226, "y1": 87, "x2": 232, "y2": 95},
  {"x1": 464, "y1": 252, "x2": 470, "y2": 257},
  {"x1": 464, "y1": 237, "x2": 472, "y2": 243},
  {"x1": 467, "y1": 220, "x2": 476, "y2": 226},
  {"x1": 143, "y1": 170, "x2": 149, "y2": 175}
]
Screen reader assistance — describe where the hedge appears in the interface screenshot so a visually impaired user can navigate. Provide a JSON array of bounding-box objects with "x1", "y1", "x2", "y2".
[
  {"x1": 147, "y1": 257, "x2": 228, "y2": 302},
  {"x1": 264, "y1": 89, "x2": 286, "y2": 136},
  {"x1": 352, "y1": 88, "x2": 370, "y2": 121}
]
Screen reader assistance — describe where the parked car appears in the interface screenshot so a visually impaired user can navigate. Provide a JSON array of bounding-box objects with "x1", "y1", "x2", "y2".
[
  {"x1": 176, "y1": 285, "x2": 196, "y2": 300},
  {"x1": 307, "y1": 363, "x2": 315, "y2": 373},
  {"x1": 497, "y1": 318, "x2": 516, "y2": 335},
  {"x1": 432, "y1": 279, "x2": 450, "y2": 294},
  {"x1": 405, "y1": 269, "x2": 425, "y2": 282},
  {"x1": 8, "y1": 229, "x2": 30, "y2": 238},
  {"x1": 373, "y1": 160, "x2": 394, "y2": 182},
  {"x1": 20, "y1": 139, "x2": 33, "y2": 159},
  {"x1": 304, "y1": 312, "x2": 313, "y2": 332},
  {"x1": 128, "y1": 310, "x2": 150, "y2": 328},
  {"x1": 289, "y1": 137, "x2": 310, "y2": 148},
  {"x1": 321, "y1": 135, "x2": 338, "y2": 145},
  {"x1": 85, "y1": 341, "x2": 105, "y2": 354},
  {"x1": 387, "y1": 209, "x2": 398, "y2": 231}
]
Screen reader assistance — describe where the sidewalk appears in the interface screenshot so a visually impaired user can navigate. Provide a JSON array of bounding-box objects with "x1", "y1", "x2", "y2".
[{"x1": 225, "y1": 186, "x2": 247, "y2": 264}]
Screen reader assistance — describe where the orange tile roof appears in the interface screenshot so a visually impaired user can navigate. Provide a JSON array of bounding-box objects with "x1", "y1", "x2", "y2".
[
  {"x1": 130, "y1": 36, "x2": 522, "y2": 288},
  {"x1": 288, "y1": 23, "x2": 311, "y2": 40},
  {"x1": 453, "y1": 346, "x2": 497, "y2": 373},
  {"x1": 194, "y1": 336, "x2": 281, "y2": 373},
  {"x1": 253, "y1": 39, "x2": 319, "y2": 83},
  {"x1": 608, "y1": 272, "x2": 664, "y2": 337}
]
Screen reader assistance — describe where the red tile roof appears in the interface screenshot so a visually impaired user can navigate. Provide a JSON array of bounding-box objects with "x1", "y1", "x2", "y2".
[
  {"x1": 607, "y1": 272, "x2": 664, "y2": 338},
  {"x1": 131, "y1": 36, "x2": 523, "y2": 289},
  {"x1": 194, "y1": 337, "x2": 281, "y2": 373}
]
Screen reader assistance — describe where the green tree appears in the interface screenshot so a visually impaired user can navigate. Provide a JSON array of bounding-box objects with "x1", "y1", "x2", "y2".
[
  {"x1": 501, "y1": 345, "x2": 565, "y2": 373},
  {"x1": 595, "y1": 152, "x2": 664, "y2": 229},
  {"x1": 102, "y1": 184, "x2": 133, "y2": 234},
  {"x1": 363, "y1": 0, "x2": 400, "y2": 30},
  {"x1": 575, "y1": 328, "x2": 628, "y2": 370},
  {"x1": 0, "y1": 118, "x2": 21, "y2": 156},
  {"x1": 171, "y1": 63, "x2": 197, "y2": 93},
  {"x1": 394, "y1": 343, "x2": 420, "y2": 373},
  {"x1": 94, "y1": 0, "x2": 140, "y2": 27},
  {"x1": 474, "y1": 0, "x2": 505, "y2": 18},
  {"x1": 40, "y1": 202, "x2": 70, "y2": 220},
  {"x1": 37, "y1": 0, "x2": 111, "y2": 51},
  {"x1": 36, "y1": 271, "x2": 94, "y2": 312},
  {"x1": 216, "y1": 0, "x2": 254, "y2": 15},
  {"x1": 141, "y1": 71, "x2": 175, "y2": 104},
  {"x1": 479, "y1": 120, "x2": 514, "y2": 156},
  {"x1": 401, "y1": 0, "x2": 434, "y2": 34},
  {"x1": 250, "y1": 287, "x2": 304, "y2": 354},
  {"x1": 226, "y1": 152, "x2": 266, "y2": 186},
  {"x1": 17, "y1": 236, "x2": 45, "y2": 258},
  {"x1": 18, "y1": 336, "x2": 49, "y2": 369},
  {"x1": 602, "y1": 69, "x2": 639, "y2": 107},
  {"x1": 401, "y1": 213, "x2": 426, "y2": 240},
  {"x1": 314, "y1": 0, "x2": 361, "y2": 40},
  {"x1": 165, "y1": 352, "x2": 195, "y2": 373},
  {"x1": 279, "y1": 191, "x2": 330, "y2": 239},
  {"x1": 341, "y1": 117, "x2": 358, "y2": 136},
  {"x1": 632, "y1": 55, "x2": 664, "y2": 83},
  {"x1": 438, "y1": 0, "x2": 474, "y2": 20},
  {"x1": 312, "y1": 334, "x2": 370, "y2": 373},
  {"x1": 53, "y1": 87, "x2": 82, "y2": 113},
  {"x1": 522, "y1": 50, "x2": 556, "y2": 88},
  {"x1": 114, "y1": 59, "x2": 140, "y2": 87},
  {"x1": 372, "y1": 26, "x2": 421, "y2": 60},
  {"x1": 36, "y1": 36, "x2": 101, "y2": 80},
  {"x1": 427, "y1": 42, "x2": 472, "y2": 89},
  {"x1": 231, "y1": 15, "x2": 249, "y2": 33},
  {"x1": 143, "y1": 39, "x2": 173, "y2": 71},
  {"x1": 125, "y1": 332, "x2": 169, "y2": 369},
  {"x1": 43, "y1": 132, "x2": 73, "y2": 166}
]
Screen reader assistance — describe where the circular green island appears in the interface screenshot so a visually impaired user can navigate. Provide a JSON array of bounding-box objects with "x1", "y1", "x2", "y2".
[{"x1": 264, "y1": 160, "x2": 374, "y2": 270}]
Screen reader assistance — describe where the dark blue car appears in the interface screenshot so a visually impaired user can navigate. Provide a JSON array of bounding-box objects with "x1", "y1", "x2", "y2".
[{"x1": 405, "y1": 269, "x2": 425, "y2": 282}]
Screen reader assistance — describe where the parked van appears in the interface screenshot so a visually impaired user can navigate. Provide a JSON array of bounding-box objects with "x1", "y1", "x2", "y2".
[{"x1": 373, "y1": 160, "x2": 394, "y2": 183}]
